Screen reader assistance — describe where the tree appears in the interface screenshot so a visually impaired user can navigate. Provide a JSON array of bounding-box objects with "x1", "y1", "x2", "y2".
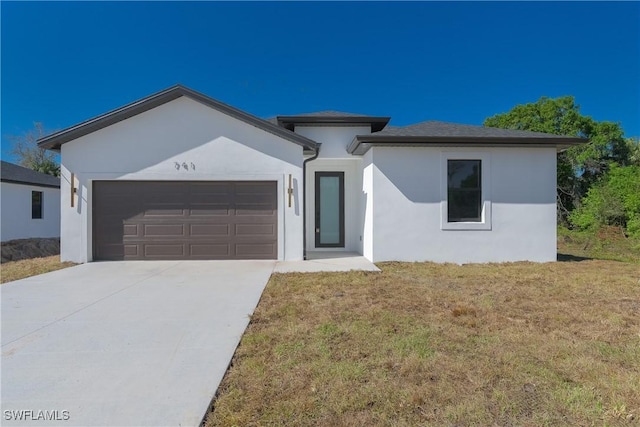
[
  {"x1": 625, "y1": 137, "x2": 640, "y2": 166},
  {"x1": 8, "y1": 122, "x2": 60, "y2": 176},
  {"x1": 484, "y1": 96, "x2": 629, "y2": 224},
  {"x1": 570, "y1": 164, "x2": 640, "y2": 238}
]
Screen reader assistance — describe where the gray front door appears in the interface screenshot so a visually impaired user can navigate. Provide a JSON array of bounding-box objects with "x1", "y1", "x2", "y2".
[{"x1": 314, "y1": 172, "x2": 345, "y2": 248}]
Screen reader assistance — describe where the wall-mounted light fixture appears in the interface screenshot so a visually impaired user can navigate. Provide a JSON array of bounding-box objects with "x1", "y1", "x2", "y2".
[
  {"x1": 70, "y1": 173, "x2": 77, "y2": 207},
  {"x1": 288, "y1": 174, "x2": 293, "y2": 208}
]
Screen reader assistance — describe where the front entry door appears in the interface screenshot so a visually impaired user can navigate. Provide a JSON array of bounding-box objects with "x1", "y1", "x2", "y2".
[{"x1": 315, "y1": 172, "x2": 345, "y2": 248}]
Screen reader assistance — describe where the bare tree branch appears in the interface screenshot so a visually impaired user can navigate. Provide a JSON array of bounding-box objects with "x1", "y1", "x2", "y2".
[{"x1": 8, "y1": 123, "x2": 60, "y2": 176}]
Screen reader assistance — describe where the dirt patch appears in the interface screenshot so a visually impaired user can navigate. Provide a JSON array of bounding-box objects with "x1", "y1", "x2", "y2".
[{"x1": 1, "y1": 238, "x2": 60, "y2": 263}]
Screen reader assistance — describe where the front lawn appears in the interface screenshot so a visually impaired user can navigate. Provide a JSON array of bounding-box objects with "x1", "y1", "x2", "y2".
[
  {"x1": 1, "y1": 255, "x2": 76, "y2": 284},
  {"x1": 205, "y1": 260, "x2": 639, "y2": 426}
]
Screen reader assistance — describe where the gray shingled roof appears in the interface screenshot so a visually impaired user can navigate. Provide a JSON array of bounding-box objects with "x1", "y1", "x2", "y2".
[
  {"x1": 374, "y1": 120, "x2": 576, "y2": 139},
  {"x1": 1, "y1": 161, "x2": 60, "y2": 188},
  {"x1": 348, "y1": 120, "x2": 587, "y2": 155}
]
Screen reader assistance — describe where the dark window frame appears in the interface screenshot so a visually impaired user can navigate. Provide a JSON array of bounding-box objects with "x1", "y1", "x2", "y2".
[
  {"x1": 314, "y1": 171, "x2": 345, "y2": 248},
  {"x1": 32, "y1": 191, "x2": 43, "y2": 219},
  {"x1": 447, "y1": 159, "x2": 482, "y2": 222}
]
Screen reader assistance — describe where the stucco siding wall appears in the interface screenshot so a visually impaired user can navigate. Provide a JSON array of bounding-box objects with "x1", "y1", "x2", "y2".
[
  {"x1": 361, "y1": 150, "x2": 374, "y2": 260},
  {"x1": 1, "y1": 182, "x2": 60, "y2": 241},
  {"x1": 370, "y1": 146, "x2": 557, "y2": 263},
  {"x1": 295, "y1": 126, "x2": 371, "y2": 159},
  {"x1": 60, "y1": 96, "x2": 304, "y2": 263}
]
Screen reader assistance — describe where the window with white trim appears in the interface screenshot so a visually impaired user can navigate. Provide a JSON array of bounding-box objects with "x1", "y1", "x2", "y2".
[
  {"x1": 448, "y1": 160, "x2": 482, "y2": 222},
  {"x1": 441, "y1": 152, "x2": 491, "y2": 230}
]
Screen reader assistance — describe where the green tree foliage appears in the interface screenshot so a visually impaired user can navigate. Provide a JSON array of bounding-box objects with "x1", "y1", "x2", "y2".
[
  {"x1": 570, "y1": 165, "x2": 640, "y2": 238},
  {"x1": 8, "y1": 122, "x2": 60, "y2": 177},
  {"x1": 484, "y1": 96, "x2": 629, "y2": 223},
  {"x1": 625, "y1": 137, "x2": 640, "y2": 166}
]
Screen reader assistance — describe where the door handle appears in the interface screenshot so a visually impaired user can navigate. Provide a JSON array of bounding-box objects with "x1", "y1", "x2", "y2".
[{"x1": 316, "y1": 228, "x2": 320, "y2": 233}]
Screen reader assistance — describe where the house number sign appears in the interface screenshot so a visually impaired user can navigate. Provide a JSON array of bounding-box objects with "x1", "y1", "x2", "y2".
[{"x1": 174, "y1": 162, "x2": 196, "y2": 171}]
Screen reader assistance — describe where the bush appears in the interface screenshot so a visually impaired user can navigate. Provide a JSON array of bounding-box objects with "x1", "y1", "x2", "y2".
[{"x1": 570, "y1": 165, "x2": 640, "y2": 238}]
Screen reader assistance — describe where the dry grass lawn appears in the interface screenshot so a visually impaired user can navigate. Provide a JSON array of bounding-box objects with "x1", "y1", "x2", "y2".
[
  {"x1": 206, "y1": 260, "x2": 639, "y2": 426},
  {"x1": 1, "y1": 255, "x2": 76, "y2": 284}
]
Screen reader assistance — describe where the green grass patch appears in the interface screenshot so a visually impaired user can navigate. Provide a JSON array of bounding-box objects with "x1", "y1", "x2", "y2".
[{"x1": 558, "y1": 226, "x2": 640, "y2": 263}]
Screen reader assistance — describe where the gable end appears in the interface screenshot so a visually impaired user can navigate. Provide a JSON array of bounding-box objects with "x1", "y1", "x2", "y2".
[{"x1": 37, "y1": 85, "x2": 319, "y2": 152}]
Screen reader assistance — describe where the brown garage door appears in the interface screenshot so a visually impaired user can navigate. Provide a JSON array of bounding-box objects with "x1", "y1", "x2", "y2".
[{"x1": 93, "y1": 181, "x2": 277, "y2": 260}]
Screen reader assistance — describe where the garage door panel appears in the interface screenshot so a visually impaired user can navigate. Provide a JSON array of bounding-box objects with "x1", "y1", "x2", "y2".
[
  {"x1": 142, "y1": 184, "x2": 187, "y2": 194},
  {"x1": 236, "y1": 224, "x2": 275, "y2": 236},
  {"x1": 235, "y1": 216, "x2": 277, "y2": 225},
  {"x1": 190, "y1": 224, "x2": 229, "y2": 236},
  {"x1": 144, "y1": 244, "x2": 185, "y2": 257},
  {"x1": 235, "y1": 194, "x2": 276, "y2": 205},
  {"x1": 125, "y1": 245, "x2": 139, "y2": 256},
  {"x1": 189, "y1": 191, "x2": 232, "y2": 201},
  {"x1": 93, "y1": 181, "x2": 277, "y2": 260},
  {"x1": 143, "y1": 224, "x2": 186, "y2": 237},
  {"x1": 190, "y1": 244, "x2": 230, "y2": 257},
  {"x1": 190, "y1": 182, "x2": 232, "y2": 191},
  {"x1": 95, "y1": 243, "x2": 139, "y2": 258},
  {"x1": 94, "y1": 196, "x2": 135, "y2": 209},
  {"x1": 96, "y1": 199, "x2": 139, "y2": 214},
  {"x1": 236, "y1": 205, "x2": 276, "y2": 216},
  {"x1": 235, "y1": 182, "x2": 274, "y2": 191},
  {"x1": 123, "y1": 224, "x2": 139, "y2": 236},
  {"x1": 189, "y1": 205, "x2": 231, "y2": 216},
  {"x1": 95, "y1": 243, "x2": 123, "y2": 258},
  {"x1": 143, "y1": 207, "x2": 186, "y2": 217},
  {"x1": 95, "y1": 224, "x2": 138, "y2": 241},
  {"x1": 236, "y1": 243, "x2": 277, "y2": 257}
]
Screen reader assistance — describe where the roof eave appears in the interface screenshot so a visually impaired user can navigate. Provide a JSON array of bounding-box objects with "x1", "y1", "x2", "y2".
[
  {"x1": 37, "y1": 85, "x2": 319, "y2": 151},
  {"x1": 347, "y1": 135, "x2": 587, "y2": 155},
  {"x1": 276, "y1": 116, "x2": 391, "y2": 132},
  {"x1": 1, "y1": 178, "x2": 61, "y2": 189}
]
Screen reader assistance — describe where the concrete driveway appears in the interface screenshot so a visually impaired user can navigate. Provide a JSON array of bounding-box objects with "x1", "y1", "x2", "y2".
[{"x1": 1, "y1": 261, "x2": 275, "y2": 427}]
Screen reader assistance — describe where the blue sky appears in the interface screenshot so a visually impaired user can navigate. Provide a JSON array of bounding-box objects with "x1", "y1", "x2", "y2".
[{"x1": 2, "y1": 1, "x2": 638, "y2": 162}]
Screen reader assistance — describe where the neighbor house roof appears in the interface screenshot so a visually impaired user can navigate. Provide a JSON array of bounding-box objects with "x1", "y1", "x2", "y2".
[
  {"x1": 348, "y1": 120, "x2": 587, "y2": 155},
  {"x1": 0, "y1": 161, "x2": 60, "y2": 188},
  {"x1": 276, "y1": 111, "x2": 390, "y2": 132},
  {"x1": 37, "y1": 85, "x2": 319, "y2": 152}
]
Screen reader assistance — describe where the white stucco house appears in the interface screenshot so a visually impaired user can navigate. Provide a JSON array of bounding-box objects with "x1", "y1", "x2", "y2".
[
  {"x1": 37, "y1": 85, "x2": 584, "y2": 264},
  {"x1": 1, "y1": 161, "x2": 61, "y2": 242}
]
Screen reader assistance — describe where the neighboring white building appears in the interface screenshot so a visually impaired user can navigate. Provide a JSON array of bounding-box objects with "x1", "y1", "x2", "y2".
[
  {"x1": 37, "y1": 85, "x2": 585, "y2": 264},
  {"x1": 1, "y1": 161, "x2": 61, "y2": 242}
]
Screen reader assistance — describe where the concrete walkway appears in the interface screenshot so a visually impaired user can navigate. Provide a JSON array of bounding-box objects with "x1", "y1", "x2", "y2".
[
  {"x1": 274, "y1": 252, "x2": 380, "y2": 273},
  {"x1": 1, "y1": 261, "x2": 275, "y2": 427}
]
